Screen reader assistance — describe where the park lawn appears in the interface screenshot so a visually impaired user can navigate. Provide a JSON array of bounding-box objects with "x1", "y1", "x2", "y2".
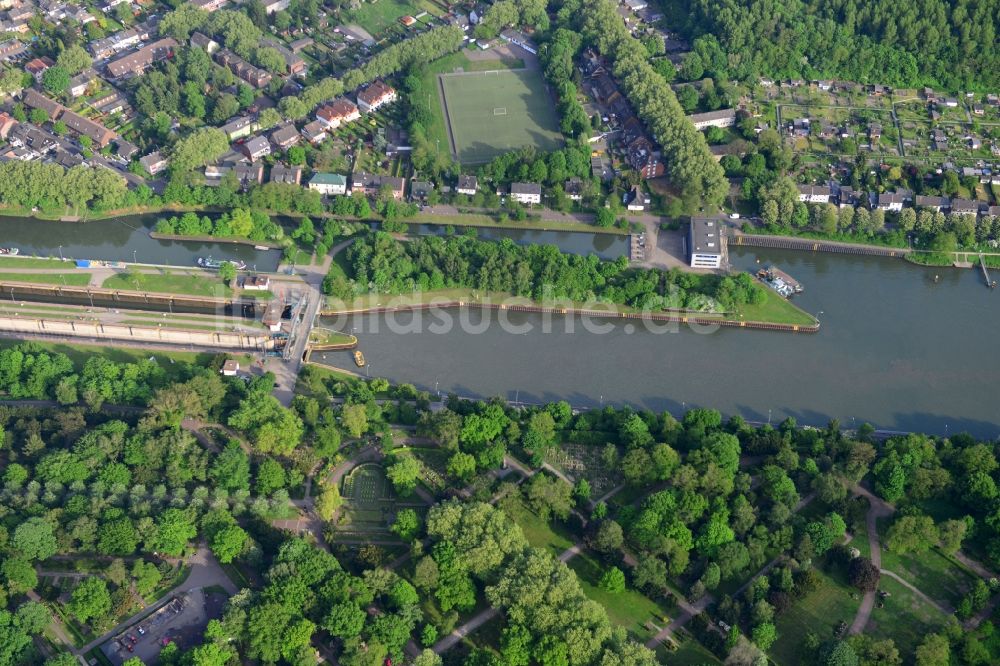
[
  {"x1": 865, "y1": 575, "x2": 950, "y2": 662},
  {"x1": 768, "y1": 568, "x2": 859, "y2": 666},
  {"x1": 504, "y1": 499, "x2": 574, "y2": 558},
  {"x1": 658, "y1": 637, "x2": 722, "y2": 665},
  {"x1": 346, "y1": 0, "x2": 420, "y2": 36},
  {"x1": 567, "y1": 550, "x2": 674, "y2": 643},
  {"x1": 0, "y1": 256, "x2": 69, "y2": 268},
  {"x1": 878, "y1": 544, "x2": 975, "y2": 610},
  {"x1": 440, "y1": 67, "x2": 563, "y2": 164},
  {"x1": 102, "y1": 272, "x2": 233, "y2": 298},
  {"x1": 0, "y1": 272, "x2": 91, "y2": 286},
  {"x1": 736, "y1": 288, "x2": 817, "y2": 327}
]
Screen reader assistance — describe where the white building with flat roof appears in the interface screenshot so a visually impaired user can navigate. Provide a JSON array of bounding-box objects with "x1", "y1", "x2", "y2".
[{"x1": 689, "y1": 217, "x2": 725, "y2": 269}]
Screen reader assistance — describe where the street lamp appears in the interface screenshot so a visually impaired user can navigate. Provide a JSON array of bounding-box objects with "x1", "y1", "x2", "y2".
[
  {"x1": 59, "y1": 245, "x2": 63, "y2": 261},
  {"x1": 133, "y1": 250, "x2": 137, "y2": 264}
]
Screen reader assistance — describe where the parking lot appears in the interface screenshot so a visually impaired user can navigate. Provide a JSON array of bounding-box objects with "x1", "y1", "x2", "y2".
[{"x1": 100, "y1": 588, "x2": 227, "y2": 665}]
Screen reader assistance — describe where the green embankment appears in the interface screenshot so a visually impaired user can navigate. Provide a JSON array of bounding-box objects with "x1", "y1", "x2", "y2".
[
  {"x1": 102, "y1": 273, "x2": 234, "y2": 297},
  {"x1": 0, "y1": 272, "x2": 91, "y2": 286}
]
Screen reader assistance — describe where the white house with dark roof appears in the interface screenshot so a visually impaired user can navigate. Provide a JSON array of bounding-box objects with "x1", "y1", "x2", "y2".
[{"x1": 510, "y1": 182, "x2": 541, "y2": 204}]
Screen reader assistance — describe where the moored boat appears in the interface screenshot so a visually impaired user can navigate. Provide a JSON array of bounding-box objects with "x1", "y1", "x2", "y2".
[
  {"x1": 0, "y1": 247, "x2": 19, "y2": 255},
  {"x1": 197, "y1": 257, "x2": 247, "y2": 271},
  {"x1": 755, "y1": 265, "x2": 804, "y2": 298}
]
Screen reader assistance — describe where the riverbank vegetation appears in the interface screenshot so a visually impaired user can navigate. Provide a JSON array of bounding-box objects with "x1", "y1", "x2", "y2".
[
  {"x1": 153, "y1": 208, "x2": 284, "y2": 243},
  {"x1": 325, "y1": 231, "x2": 814, "y2": 325}
]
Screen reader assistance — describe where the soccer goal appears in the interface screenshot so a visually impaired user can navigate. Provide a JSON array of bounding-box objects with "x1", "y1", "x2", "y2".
[{"x1": 493, "y1": 107, "x2": 508, "y2": 116}]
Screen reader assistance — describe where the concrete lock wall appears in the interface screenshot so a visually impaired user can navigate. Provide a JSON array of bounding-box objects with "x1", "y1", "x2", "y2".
[{"x1": 0, "y1": 315, "x2": 272, "y2": 350}]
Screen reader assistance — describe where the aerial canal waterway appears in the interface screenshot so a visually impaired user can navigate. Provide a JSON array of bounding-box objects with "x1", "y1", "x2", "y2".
[
  {"x1": 316, "y1": 246, "x2": 1000, "y2": 438},
  {"x1": 0, "y1": 214, "x2": 282, "y2": 271}
]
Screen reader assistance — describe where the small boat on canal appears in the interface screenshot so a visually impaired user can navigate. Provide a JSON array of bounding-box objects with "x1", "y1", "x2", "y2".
[
  {"x1": 756, "y1": 265, "x2": 804, "y2": 298},
  {"x1": 0, "y1": 247, "x2": 19, "y2": 255},
  {"x1": 197, "y1": 256, "x2": 247, "y2": 270}
]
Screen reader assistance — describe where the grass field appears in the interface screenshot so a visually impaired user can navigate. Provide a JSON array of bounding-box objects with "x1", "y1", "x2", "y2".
[
  {"x1": 0, "y1": 256, "x2": 68, "y2": 268},
  {"x1": 769, "y1": 568, "x2": 859, "y2": 665},
  {"x1": 102, "y1": 272, "x2": 233, "y2": 298},
  {"x1": 440, "y1": 68, "x2": 563, "y2": 164},
  {"x1": 0, "y1": 272, "x2": 91, "y2": 286},
  {"x1": 737, "y1": 287, "x2": 818, "y2": 327},
  {"x1": 866, "y1": 575, "x2": 950, "y2": 662},
  {"x1": 878, "y1": 544, "x2": 976, "y2": 609},
  {"x1": 504, "y1": 498, "x2": 574, "y2": 557},
  {"x1": 567, "y1": 550, "x2": 674, "y2": 643}
]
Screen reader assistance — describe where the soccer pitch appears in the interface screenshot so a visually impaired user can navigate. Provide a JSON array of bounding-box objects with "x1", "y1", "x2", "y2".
[{"x1": 439, "y1": 68, "x2": 564, "y2": 164}]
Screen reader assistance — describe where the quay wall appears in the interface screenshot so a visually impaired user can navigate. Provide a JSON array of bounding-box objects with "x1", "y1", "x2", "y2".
[
  {"x1": 0, "y1": 315, "x2": 271, "y2": 350},
  {"x1": 322, "y1": 301, "x2": 820, "y2": 333},
  {"x1": 732, "y1": 234, "x2": 909, "y2": 257}
]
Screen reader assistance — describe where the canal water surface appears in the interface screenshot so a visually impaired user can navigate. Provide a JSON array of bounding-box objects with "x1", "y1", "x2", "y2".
[{"x1": 317, "y1": 247, "x2": 1000, "y2": 437}]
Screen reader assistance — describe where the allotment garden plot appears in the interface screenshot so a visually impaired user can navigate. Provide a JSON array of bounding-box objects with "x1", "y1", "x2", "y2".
[
  {"x1": 440, "y1": 68, "x2": 563, "y2": 164},
  {"x1": 336, "y1": 461, "x2": 427, "y2": 538}
]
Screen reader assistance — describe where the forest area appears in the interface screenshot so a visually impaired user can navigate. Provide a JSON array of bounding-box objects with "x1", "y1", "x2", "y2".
[{"x1": 659, "y1": 0, "x2": 999, "y2": 91}]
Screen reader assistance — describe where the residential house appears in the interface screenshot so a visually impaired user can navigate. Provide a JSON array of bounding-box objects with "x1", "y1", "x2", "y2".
[
  {"x1": 874, "y1": 192, "x2": 904, "y2": 212},
  {"x1": 106, "y1": 38, "x2": 177, "y2": 80},
  {"x1": 623, "y1": 186, "x2": 650, "y2": 211},
  {"x1": 263, "y1": 0, "x2": 290, "y2": 12},
  {"x1": 410, "y1": 180, "x2": 433, "y2": 201},
  {"x1": 0, "y1": 39, "x2": 28, "y2": 61},
  {"x1": 687, "y1": 108, "x2": 737, "y2": 130},
  {"x1": 114, "y1": 139, "x2": 138, "y2": 161},
  {"x1": 215, "y1": 49, "x2": 272, "y2": 88},
  {"x1": 797, "y1": 184, "x2": 831, "y2": 204},
  {"x1": 689, "y1": 217, "x2": 724, "y2": 269},
  {"x1": 456, "y1": 175, "x2": 478, "y2": 195},
  {"x1": 0, "y1": 111, "x2": 17, "y2": 139},
  {"x1": 951, "y1": 198, "x2": 982, "y2": 215},
  {"x1": 240, "y1": 135, "x2": 271, "y2": 161},
  {"x1": 61, "y1": 110, "x2": 116, "y2": 147},
  {"x1": 261, "y1": 38, "x2": 306, "y2": 75},
  {"x1": 269, "y1": 123, "x2": 301, "y2": 151},
  {"x1": 191, "y1": 0, "x2": 227, "y2": 11},
  {"x1": 8, "y1": 123, "x2": 59, "y2": 155},
  {"x1": 92, "y1": 93, "x2": 128, "y2": 116},
  {"x1": 67, "y1": 69, "x2": 98, "y2": 98},
  {"x1": 269, "y1": 164, "x2": 302, "y2": 185},
  {"x1": 22, "y1": 89, "x2": 65, "y2": 120},
  {"x1": 24, "y1": 56, "x2": 54, "y2": 82},
  {"x1": 190, "y1": 32, "x2": 219, "y2": 54},
  {"x1": 564, "y1": 177, "x2": 583, "y2": 201},
  {"x1": 317, "y1": 99, "x2": 361, "y2": 129},
  {"x1": 510, "y1": 182, "x2": 542, "y2": 205},
  {"x1": 915, "y1": 195, "x2": 951, "y2": 212},
  {"x1": 88, "y1": 26, "x2": 148, "y2": 59},
  {"x1": 300, "y1": 120, "x2": 327, "y2": 144},
  {"x1": 139, "y1": 151, "x2": 168, "y2": 175},
  {"x1": 499, "y1": 29, "x2": 538, "y2": 54},
  {"x1": 356, "y1": 80, "x2": 397, "y2": 113},
  {"x1": 379, "y1": 176, "x2": 405, "y2": 200},
  {"x1": 221, "y1": 116, "x2": 258, "y2": 140},
  {"x1": 289, "y1": 38, "x2": 313, "y2": 52},
  {"x1": 837, "y1": 186, "x2": 862, "y2": 209},
  {"x1": 308, "y1": 172, "x2": 347, "y2": 195},
  {"x1": 204, "y1": 163, "x2": 263, "y2": 189}
]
